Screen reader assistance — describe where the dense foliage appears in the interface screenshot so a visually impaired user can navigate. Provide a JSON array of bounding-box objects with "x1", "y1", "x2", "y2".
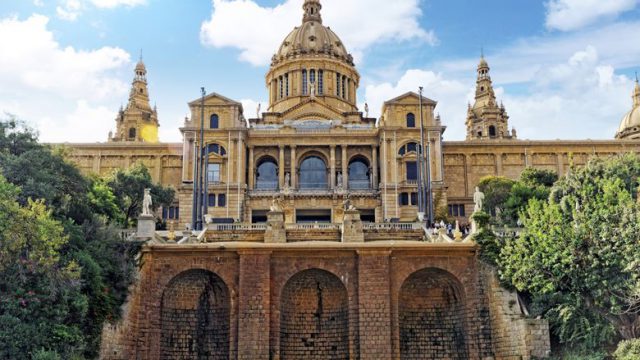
[
  {"x1": 614, "y1": 338, "x2": 640, "y2": 359},
  {"x1": 498, "y1": 155, "x2": 640, "y2": 348},
  {"x1": 0, "y1": 116, "x2": 171, "y2": 359}
]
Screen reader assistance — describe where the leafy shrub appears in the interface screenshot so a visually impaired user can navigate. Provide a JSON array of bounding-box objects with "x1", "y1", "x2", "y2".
[{"x1": 614, "y1": 339, "x2": 640, "y2": 360}]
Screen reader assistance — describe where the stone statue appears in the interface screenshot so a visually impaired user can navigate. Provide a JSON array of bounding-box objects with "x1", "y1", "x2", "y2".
[
  {"x1": 270, "y1": 196, "x2": 283, "y2": 212},
  {"x1": 309, "y1": 81, "x2": 316, "y2": 99},
  {"x1": 284, "y1": 172, "x2": 291, "y2": 190},
  {"x1": 256, "y1": 103, "x2": 261, "y2": 118},
  {"x1": 142, "y1": 188, "x2": 153, "y2": 216},
  {"x1": 336, "y1": 172, "x2": 343, "y2": 189},
  {"x1": 473, "y1": 186, "x2": 485, "y2": 213},
  {"x1": 364, "y1": 103, "x2": 369, "y2": 118},
  {"x1": 343, "y1": 195, "x2": 356, "y2": 211}
]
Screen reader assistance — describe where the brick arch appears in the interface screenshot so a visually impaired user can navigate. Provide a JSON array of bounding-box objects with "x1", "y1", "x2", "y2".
[
  {"x1": 279, "y1": 268, "x2": 350, "y2": 359},
  {"x1": 399, "y1": 267, "x2": 468, "y2": 359},
  {"x1": 160, "y1": 269, "x2": 230, "y2": 360}
]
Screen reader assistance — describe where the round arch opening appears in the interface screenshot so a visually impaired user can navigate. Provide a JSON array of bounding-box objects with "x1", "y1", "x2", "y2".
[
  {"x1": 299, "y1": 156, "x2": 328, "y2": 190},
  {"x1": 280, "y1": 269, "x2": 349, "y2": 359},
  {"x1": 256, "y1": 156, "x2": 278, "y2": 191},
  {"x1": 160, "y1": 269, "x2": 230, "y2": 359},
  {"x1": 399, "y1": 268, "x2": 468, "y2": 359},
  {"x1": 348, "y1": 157, "x2": 370, "y2": 190}
]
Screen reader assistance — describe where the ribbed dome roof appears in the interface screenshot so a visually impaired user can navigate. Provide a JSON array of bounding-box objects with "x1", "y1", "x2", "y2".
[
  {"x1": 616, "y1": 81, "x2": 640, "y2": 138},
  {"x1": 271, "y1": 0, "x2": 354, "y2": 66}
]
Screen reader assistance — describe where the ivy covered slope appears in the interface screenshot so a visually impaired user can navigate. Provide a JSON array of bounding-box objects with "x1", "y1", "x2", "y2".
[
  {"x1": 0, "y1": 117, "x2": 174, "y2": 359},
  {"x1": 499, "y1": 155, "x2": 640, "y2": 348}
]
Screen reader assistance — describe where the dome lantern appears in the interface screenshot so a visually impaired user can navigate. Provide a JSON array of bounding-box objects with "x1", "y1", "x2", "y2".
[{"x1": 303, "y1": 0, "x2": 322, "y2": 23}]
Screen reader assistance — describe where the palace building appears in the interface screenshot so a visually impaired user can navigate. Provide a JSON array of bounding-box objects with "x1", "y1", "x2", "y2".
[{"x1": 63, "y1": 1, "x2": 640, "y2": 359}]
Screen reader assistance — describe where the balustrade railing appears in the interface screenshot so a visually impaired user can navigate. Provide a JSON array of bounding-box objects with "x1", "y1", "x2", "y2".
[
  {"x1": 285, "y1": 223, "x2": 341, "y2": 230},
  {"x1": 363, "y1": 222, "x2": 422, "y2": 231},
  {"x1": 208, "y1": 224, "x2": 268, "y2": 231}
]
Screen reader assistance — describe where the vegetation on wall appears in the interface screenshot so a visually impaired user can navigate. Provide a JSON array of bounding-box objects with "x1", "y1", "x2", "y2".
[
  {"x1": 479, "y1": 155, "x2": 640, "y2": 352},
  {"x1": 0, "y1": 116, "x2": 172, "y2": 359}
]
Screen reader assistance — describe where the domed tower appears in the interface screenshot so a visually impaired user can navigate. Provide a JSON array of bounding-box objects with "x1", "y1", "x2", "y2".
[
  {"x1": 111, "y1": 59, "x2": 160, "y2": 143},
  {"x1": 465, "y1": 55, "x2": 515, "y2": 140},
  {"x1": 265, "y1": 0, "x2": 360, "y2": 119},
  {"x1": 615, "y1": 77, "x2": 640, "y2": 139}
]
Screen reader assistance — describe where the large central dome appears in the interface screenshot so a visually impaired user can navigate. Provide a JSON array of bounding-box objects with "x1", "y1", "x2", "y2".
[{"x1": 272, "y1": 0, "x2": 354, "y2": 67}]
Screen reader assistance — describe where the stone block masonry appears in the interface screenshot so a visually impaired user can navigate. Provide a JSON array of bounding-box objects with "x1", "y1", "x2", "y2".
[{"x1": 100, "y1": 243, "x2": 550, "y2": 359}]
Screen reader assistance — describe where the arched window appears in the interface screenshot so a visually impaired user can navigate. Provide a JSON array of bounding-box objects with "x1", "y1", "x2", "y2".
[
  {"x1": 256, "y1": 158, "x2": 278, "y2": 191},
  {"x1": 348, "y1": 158, "x2": 370, "y2": 190},
  {"x1": 318, "y1": 70, "x2": 324, "y2": 95},
  {"x1": 128, "y1": 128, "x2": 136, "y2": 139},
  {"x1": 398, "y1": 142, "x2": 421, "y2": 156},
  {"x1": 299, "y1": 156, "x2": 327, "y2": 190},
  {"x1": 210, "y1": 114, "x2": 219, "y2": 129},
  {"x1": 302, "y1": 70, "x2": 308, "y2": 95},
  {"x1": 207, "y1": 143, "x2": 226, "y2": 156},
  {"x1": 489, "y1": 125, "x2": 497, "y2": 138},
  {"x1": 406, "y1": 113, "x2": 416, "y2": 128},
  {"x1": 310, "y1": 69, "x2": 316, "y2": 89}
]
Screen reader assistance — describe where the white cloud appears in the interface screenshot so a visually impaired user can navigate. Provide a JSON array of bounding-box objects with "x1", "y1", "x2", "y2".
[
  {"x1": 90, "y1": 0, "x2": 146, "y2": 9},
  {"x1": 0, "y1": 14, "x2": 132, "y2": 142},
  {"x1": 545, "y1": 0, "x2": 639, "y2": 31},
  {"x1": 56, "y1": 0, "x2": 82, "y2": 21},
  {"x1": 56, "y1": 0, "x2": 147, "y2": 20},
  {"x1": 200, "y1": 0, "x2": 436, "y2": 66},
  {"x1": 364, "y1": 46, "x2": 635, "y2": 141}
]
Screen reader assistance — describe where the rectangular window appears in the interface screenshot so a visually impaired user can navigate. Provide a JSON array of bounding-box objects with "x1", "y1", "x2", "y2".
[
  {"x1": 406, "y1": 161, "x2": 418, "y2": 181},
  {"x1": 285, "y1": 73, "x2": 289, "y2": 97},
  {"x1": 336, "y1": 73, "x2": 341, "y2": 97},
  {"x1": 163, "y1": 206, "x2": 180, "y2": 219},
  {"x1": 168, "y1": 207, "x2": 175, "y2": 219},
  {"x1": 342, "y1": 76, "x2": 346, "y2": 99},
  {"x1": 302, "y1": 70, "x2": 308, "y2": 95},
  {"x1": 310, "y1": 69, "x2": 316, "y2": 88},
  {"x1": 399, "y1": 193, "x2": 409, "y2": 206},
  {"x1": 208, "y1": 164, "x2": 221, "y2": 183},
  {"x1": 217, "y1": 194, "x2": 226, "y2": 207},
  {"x1": 410, "y1": 192, "x2": 418, "y2": 206},
  {"x1": 208, "y1": 194, "x2": 216, "y2": 207},
  {"x1": 279, "y1": 76, "x2": 283, "y2": 99},
  {"x1": 448, "y1": 204, "x2": 466, "y2": 217},
  {"x1": 318, "y1": 70, "x2": 324, "y2": 95}
]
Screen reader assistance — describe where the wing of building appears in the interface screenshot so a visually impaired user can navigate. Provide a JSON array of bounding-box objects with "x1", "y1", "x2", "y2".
[{"x1": 60, "y1": 1, "x2": 640, "y2": 358}]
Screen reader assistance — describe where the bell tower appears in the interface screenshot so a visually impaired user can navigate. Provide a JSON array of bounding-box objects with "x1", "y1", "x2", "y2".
[
  {"x1": 111, "y1": 58, "x2": 160, "y2": 143},
  {"x1": 465, "y1": 55, "x2": 516, "y2": 140}
]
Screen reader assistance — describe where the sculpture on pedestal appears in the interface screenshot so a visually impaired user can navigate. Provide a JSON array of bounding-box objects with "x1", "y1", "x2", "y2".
[{"x1": 142, "y1": 188, "x2": 153, "y2": 216}]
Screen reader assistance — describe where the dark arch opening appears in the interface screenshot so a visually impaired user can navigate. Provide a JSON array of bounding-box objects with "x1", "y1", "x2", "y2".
[
  {"x1": 280, "y1": 269, "x2": 349, "y2": 359},
  {"x1": 256, "y1": 156, "x2": 278, "y2": 190},
  {"x1": 299, "y1": 156, "x2": 327, "y2": 190},
  {"x1": 348, "y1": 157, "x2": 370, "y2": 190},
  {"x1": 128, "y1": 127, "x2": 136, "y2": 139},
  {"x1": 399, "y1": 268, "x2": 468, "y2": 359},
  {"x1": 489, "y1": 125, "x2": 497, "y2": 138},
  {"x1": 160, "y1": 269, "x2": 230, "y2": 359}
]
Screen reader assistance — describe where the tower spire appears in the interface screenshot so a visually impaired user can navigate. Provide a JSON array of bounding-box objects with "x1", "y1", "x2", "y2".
[{"x1": 303, "y1": 0, "x2": 322, "y2": 23}]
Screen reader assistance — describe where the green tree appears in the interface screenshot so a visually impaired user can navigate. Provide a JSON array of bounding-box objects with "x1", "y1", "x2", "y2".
[
  {"x1": 106, "y1": 163, "x2": 175, "y2": 227},
  {"x1": 477, "y1": 176, "x2": 515, "y2": 220},
  {"x1": 500, "y1": 168, "x2": 558, "y2": 226},
  {"x1": 500, "y1": 155, "x2": 640, "y2": 348},
  {"x1": 0, "y1": 176, "x2": 87, "y2": 359}
]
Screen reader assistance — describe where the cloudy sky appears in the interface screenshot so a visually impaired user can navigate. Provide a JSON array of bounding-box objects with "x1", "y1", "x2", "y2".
[{"x1": 0, "y1": 0, "x2": 639, "y2": 143}]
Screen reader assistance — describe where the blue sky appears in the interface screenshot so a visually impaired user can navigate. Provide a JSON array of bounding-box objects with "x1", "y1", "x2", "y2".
[{"x1": 0, "y1": 0, "x2": 639, "y2": 142}]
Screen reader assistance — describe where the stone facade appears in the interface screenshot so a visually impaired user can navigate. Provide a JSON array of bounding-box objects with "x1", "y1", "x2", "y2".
[
  {"x1": 51, "y1": 1, "x2": 640, "y2": 358},
  {"x1": 101, "y1": 241, "x2": 552, "y2": 359}
]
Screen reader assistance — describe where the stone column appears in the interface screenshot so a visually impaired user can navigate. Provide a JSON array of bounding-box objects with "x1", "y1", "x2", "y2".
[
  {"x1": 290, "y1": 145, "x2": 297, "y2": 189},
  {"x1": 248, "y1": 146, "x2": 255, "y2": 190},
  {"x1": 279, "y1": 146, "x2": 285, "y2": 190},
  {"x1": 238, "y1": 251, "x2": 271, "y2": 359},
  {"x1": 342, "y1": 145, "x2": 348, "y2": 190},
  {"x1": 372, "y1": 145, "x2": 378, "y2": 190},
  {"x1": 330, "y1": 145, "x2": 336, "y2": 189}
]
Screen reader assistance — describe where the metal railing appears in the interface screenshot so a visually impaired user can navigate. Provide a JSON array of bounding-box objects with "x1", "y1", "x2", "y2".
[{"x1": 348, "y1": 180, "x2": 371, "y2": 190}]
